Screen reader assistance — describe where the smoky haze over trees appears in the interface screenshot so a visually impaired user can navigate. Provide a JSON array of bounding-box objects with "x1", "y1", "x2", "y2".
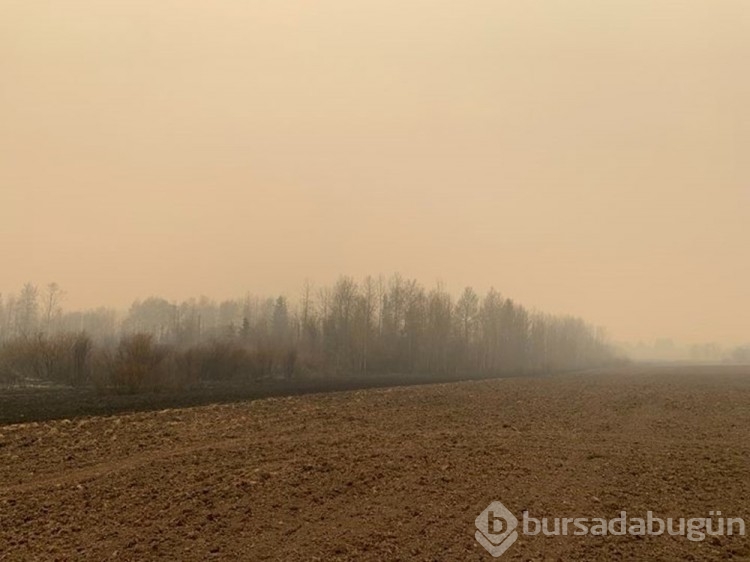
[{"x1": 2, "y1": 275, "x2": 619, "y2": 391}]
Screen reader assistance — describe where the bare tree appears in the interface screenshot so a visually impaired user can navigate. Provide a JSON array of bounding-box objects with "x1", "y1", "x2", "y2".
[
  {"x1": 358, "y1": 276, "x2": 377, "y2": 373},
  {"x1": 43, "y1": 282, "x2": 65, "y2": 334},
  {"x1": 16, "y1": 283, "x2": 39, "y2": 337},
  {"x1": 455, "y1": 287, "x2": 479, "y2": 346}
]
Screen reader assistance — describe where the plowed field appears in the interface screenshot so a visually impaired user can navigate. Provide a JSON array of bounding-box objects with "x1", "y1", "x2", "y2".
[{"x1": 1, "y1": 365, "x2": 749, "y2": 560}]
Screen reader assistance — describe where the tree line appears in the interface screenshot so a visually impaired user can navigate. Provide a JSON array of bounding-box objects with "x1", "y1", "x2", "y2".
[{"x1": 0, "y1": 275, "x2": 618, "y2": 391}]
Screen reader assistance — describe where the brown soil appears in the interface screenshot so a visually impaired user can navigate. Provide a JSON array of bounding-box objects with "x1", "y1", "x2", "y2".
[{"x1": 1, "y1": 365, "x2": 749, "y2": 561}]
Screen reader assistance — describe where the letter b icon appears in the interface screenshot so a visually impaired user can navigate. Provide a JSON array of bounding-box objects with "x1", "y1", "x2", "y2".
[{"x1": 475, "y1": 501, "x2": 519, "y2": 557}]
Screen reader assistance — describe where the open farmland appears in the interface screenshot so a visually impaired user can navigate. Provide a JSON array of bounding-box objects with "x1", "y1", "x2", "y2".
[{"x1": 1, "y1": 365, "x2": 749, "y2": 560}]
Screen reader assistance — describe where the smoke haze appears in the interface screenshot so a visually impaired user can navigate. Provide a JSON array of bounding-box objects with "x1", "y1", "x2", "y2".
[{"x1": 2, "y1": 1, "x2": 748, "y2": 345}]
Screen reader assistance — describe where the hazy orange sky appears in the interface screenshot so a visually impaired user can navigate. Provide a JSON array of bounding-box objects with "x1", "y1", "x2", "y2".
[{"x1": 1, "y1": 1, "x2": 748, "y2": 344}]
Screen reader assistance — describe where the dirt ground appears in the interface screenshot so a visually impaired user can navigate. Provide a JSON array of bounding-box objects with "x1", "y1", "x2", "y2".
[{"x1": 1, "y1": 365, "x2": 749, "y2": 561}]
